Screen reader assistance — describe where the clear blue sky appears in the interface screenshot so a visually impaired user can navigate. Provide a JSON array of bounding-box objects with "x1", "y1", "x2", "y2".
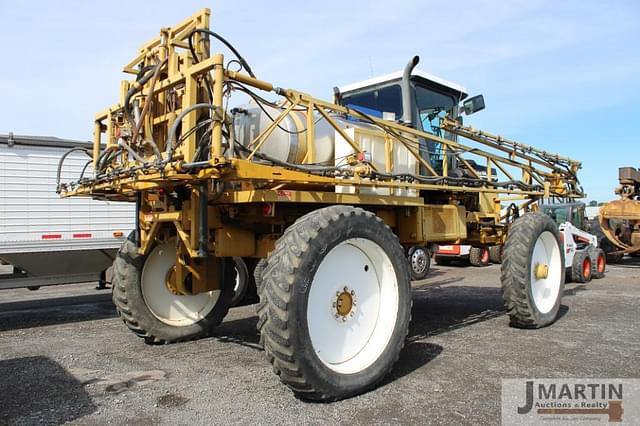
[{"x1": 1, "y1": 0, "x2": 638, "y2": 201}]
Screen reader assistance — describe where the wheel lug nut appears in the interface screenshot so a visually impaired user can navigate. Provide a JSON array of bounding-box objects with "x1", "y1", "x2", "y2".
[
  {"x1": 342, "y1": 317, "x2": 347, "y2": 322},
  {"x1": 350, "y1": 290, "x2": 355, "y2": 295}
]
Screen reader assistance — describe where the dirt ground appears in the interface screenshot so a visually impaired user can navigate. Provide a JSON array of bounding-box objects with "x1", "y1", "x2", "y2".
[{"x1": 1, "y1": 258, "x2": 639, "y2": 425}]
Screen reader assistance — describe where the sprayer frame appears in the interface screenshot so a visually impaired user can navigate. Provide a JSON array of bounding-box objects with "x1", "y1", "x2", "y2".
[{"x1": 60, "y1": 8, "x2": 584, "y2": 294}]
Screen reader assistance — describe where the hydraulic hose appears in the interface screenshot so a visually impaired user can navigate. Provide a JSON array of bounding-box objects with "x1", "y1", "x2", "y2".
[
  {"x1": 124, "y1": 61, "x2": 163, "y2": 127},
  {"x1": 95, "y1": 145, "x2": 121, "y2": 173},
  {"x1": 165, "y1": 103, "x2": 220, "y2": 159},
  {"x1": 56, "y1": 147, "x2": 92, "y2": 192},
  {"x1": 131, "y1": 58, "x2": 168, "y2": 147},
  {"x1": 188, "y1": 28, "x2": 256, "y2": 78}
]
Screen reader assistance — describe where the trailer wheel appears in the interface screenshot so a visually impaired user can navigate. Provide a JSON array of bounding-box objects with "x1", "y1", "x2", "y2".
[
  {"x1": 469, "y1": 247, "x2": 490, "y2": 267},
  {"x1": 489, "y1": 245, "x2": 503, "y2": 264},
  {"x1": 111, "y1": 234, "x2": 234, "y2": 344},
  {"x1": 590, "y1": 247, "x2": 606, "y2": 279},
  {"x1": 230, "y1": 257, "x2": 249, "y2": 307},
  {"x1": 501, "y1": 212, "x2": 565, "y2": 328},
  {"x1": 408, "y1": 246, "x2": 431, "y2": 280},
  {"x1": 571, "y1": 250, "x2": 592, "y2": 283},
  {"x1": 259, "y1": 206, "x2": 411, "y2": 401}
]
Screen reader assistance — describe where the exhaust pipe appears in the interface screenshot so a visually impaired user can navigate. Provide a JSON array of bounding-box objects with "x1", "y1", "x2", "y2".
[{"x1": 401, "y1": 56, "x2": 420, "y2": 126}]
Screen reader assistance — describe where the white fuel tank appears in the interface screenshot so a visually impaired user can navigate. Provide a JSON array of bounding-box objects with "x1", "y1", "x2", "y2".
[
  {"x1": 233, "y1": 102, "x2": 418, "y2": 196},
  {"x1": 234, "y1": 102, "x2": 335, "y2": 165}
]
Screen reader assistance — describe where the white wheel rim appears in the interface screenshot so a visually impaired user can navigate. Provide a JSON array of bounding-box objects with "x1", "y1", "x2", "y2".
[
  {"x1": 307, "y1": 238, "x2": 399, "y2": 374},
  {"x1": 530, "y1": 231, "x2": 562, "y2": 314},
  {"x1": 141, "y1": 242, "x2": 220, "y2": 326}
]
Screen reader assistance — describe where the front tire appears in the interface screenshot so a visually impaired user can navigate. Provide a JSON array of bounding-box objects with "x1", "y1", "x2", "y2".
[
  {"x1": 260, "y1": 206, "x2": 412, "y2": 401},
  {"x1": 589, "y1": 247, "x2": 606, "y2": 279},
  {"x1": 112, "y1": 234, "x2": 234, "y2": 344},
  {"x1": 501, "y1": 212, "x2": 565, "y2": 328},
  {"x1": 571, "y1": 250, "x2": 592, "y2": 283}
]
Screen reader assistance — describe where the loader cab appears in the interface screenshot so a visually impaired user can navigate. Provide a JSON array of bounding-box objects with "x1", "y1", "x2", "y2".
[
  {"x1": 540, "y1": 202, "x2": 587, "y2": 230},
  {"x1": 337, "y1": 66, "x2": 477, "y2": 175}
]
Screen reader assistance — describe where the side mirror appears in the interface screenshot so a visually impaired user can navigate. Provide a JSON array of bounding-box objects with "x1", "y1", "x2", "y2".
[{"x1": 462, "y1": 94, "x2": 485, "y2": 115}]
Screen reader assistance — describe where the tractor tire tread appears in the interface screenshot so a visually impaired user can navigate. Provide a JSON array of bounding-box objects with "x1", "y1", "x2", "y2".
[{"x1": 259, "y1": 205, "x2": 411, "y2": 401}]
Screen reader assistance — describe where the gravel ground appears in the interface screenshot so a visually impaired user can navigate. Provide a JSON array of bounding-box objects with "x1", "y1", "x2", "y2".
[{"x1": 1, "y1": 258, "x2": 639, "y2": 425}]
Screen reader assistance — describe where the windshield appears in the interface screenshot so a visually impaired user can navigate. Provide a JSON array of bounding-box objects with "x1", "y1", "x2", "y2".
[
  {"x1": 340, "y1": 82, "x2": 460, "y2": 176},
  {"x1": 415, "y1": 85, "x2": 456, "y2": 137},
  {"x1": 542, "y1": 206, "x2": 570, "y2": 225},
  {"x1": 340, "y1": 84, "x2": 402, "y2": 120},
  {"x1": 415, "y1": 85, "x2": 456, "y2": 173},
  {"x1": 541, "y1": 204, "x2": 585, "y2": 228}
]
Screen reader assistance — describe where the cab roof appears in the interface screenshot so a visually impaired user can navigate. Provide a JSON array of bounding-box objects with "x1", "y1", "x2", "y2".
[{"x1": 338, "y1": 69, "x2": 468, "y2": 100}]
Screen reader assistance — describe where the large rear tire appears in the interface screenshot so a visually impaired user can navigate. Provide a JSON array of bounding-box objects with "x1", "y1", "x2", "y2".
[
  {"x1": 259, "y1": 206, "x2": 412, "y2": 401},
  {"x1": 501, "y1": 212, "x2": 565, "y2": 328},
  {"x1": 112, "y1": 233, "x2": 234, "y2": 344},
  {"x1": 254, "y1": 257, "x2": 269, "y2": 349}
]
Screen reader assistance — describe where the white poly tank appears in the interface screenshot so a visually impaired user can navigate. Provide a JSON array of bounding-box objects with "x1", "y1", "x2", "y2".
[
  {"x1": 233, "y1": 102, "x2": 335, "y2": 165},
  {"x1": 233, "y1": 102, "x2": 418, "y2": 197}
]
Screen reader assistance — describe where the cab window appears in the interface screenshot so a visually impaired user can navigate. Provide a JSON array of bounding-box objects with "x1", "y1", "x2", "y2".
[
  {"x1": 415, "y1": 85, "x2": 456, "y2": 138},
  {"x1": 341, "y1": 84, "x2": 403, "y2": 119},
  {"x1": 415, "y1": 85, "x2": 456, "y2": 172}
]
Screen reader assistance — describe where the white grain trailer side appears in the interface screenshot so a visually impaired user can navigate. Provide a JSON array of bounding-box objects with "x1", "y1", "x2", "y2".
[{"x1": 0, "y1": 133, "x2": 134, "y2": 290}]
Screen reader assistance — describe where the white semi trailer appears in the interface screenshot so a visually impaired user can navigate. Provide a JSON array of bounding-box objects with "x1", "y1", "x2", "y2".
[{"x1": 0, "y1": 133, "x2": 135, "y2": 290}]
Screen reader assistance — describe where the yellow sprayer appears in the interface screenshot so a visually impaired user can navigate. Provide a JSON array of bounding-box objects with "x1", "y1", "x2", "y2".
[{"x1": 59, "y1": 10, "x2": 584, "y2": 400}]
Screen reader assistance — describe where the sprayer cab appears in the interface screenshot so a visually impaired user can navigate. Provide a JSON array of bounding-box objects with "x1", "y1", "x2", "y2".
[{"x1": 336, "y1": 56, "x2": 485, "y2": 174}]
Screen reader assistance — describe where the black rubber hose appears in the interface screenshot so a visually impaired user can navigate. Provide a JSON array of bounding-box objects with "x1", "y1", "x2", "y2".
[
  {"x1": 96, "y1": 147, "x2": 123, "y2": 173},
  {"x1": 56, "y1": 147, "x2": 92, "y2": 192},
  {"x1": 124, "y1": 65, "x2": 158, "y2": 127},
  {"x1": 165, "y1": 103, "x2": 220, "y2": 158},
  {"x1": 187, "y1": 28, "x2": 255, "y2": 78}
]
